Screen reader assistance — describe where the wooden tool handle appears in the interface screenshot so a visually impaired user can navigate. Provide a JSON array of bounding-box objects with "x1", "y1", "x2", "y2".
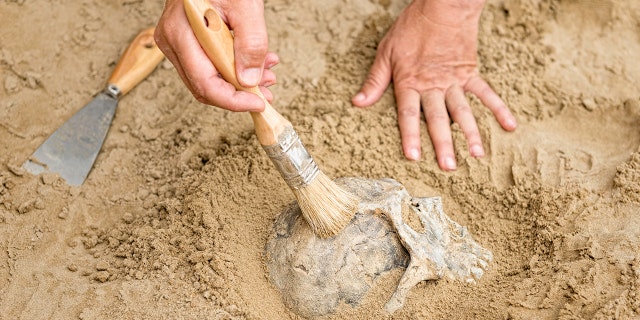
[
  {"x1": 184, "y1": 0, "x2": 290, "y2": 146},
  {"x1": 107, "y1": 27, "x2": 165, "y2": 96}
]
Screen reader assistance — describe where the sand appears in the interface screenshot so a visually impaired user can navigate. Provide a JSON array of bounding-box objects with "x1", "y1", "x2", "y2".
[{"x1": 1, "y1": 0, "x2": 640, "y2": 319}]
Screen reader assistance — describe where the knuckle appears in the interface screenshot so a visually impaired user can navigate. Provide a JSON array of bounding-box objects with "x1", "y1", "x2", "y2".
[
  {"x1": 153, "y1": 28, "x2": 168, "y2": 49},
  {"x1": 450, "y1": 102, "x2": 471, "y2": 114},
  {"x1": 478, "y1": 86, "x2": 494, "y2": 98},
  {"x1": 397, "y1": 107, "x2": 421, "y2": 118},
  {"x1": 365, "y1": 75, "x2": 385, "y2": 90},
  {"x1": 424, "y1": 105, "x2": 449, "y2": 121},
  {"x1": 238, "y1": 36, "x2": 268, "y2": 60},
  {"x1": 152, "y1": 29, "x2": 162, "y2": 44},
  {"x1": 192, "y1": 84, "x2": 214, "y2": 105},
  {"x1": 194, "y1": 94, "x2": 208, "y2": 105},
  {"x1": 427, "y1": 112, "x2": 450, "y2": 123}
]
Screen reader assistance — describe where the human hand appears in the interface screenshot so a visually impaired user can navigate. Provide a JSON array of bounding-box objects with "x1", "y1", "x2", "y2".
[
  {"x1": 352, "y1": 0, "x2": 517, "y2": 171},
  {"x1": 155, "y1": 0, "x2": 279, "y2": 112}
]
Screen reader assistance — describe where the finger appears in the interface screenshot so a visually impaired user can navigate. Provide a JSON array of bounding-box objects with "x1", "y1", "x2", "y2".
[
  {"x1": 259, "y1": 86, "x2": 274, "y2": 103},
  {"x1": 465, "y1": 76, "x2": 517, "y2": 131},
  {"x1": 264, "y1": 52, "x2": 280, "y2": 69},
  {"x1": 154, "y1": 12, "x2": 196, "y2": 95},
  {"x1": 396, "y1": 88, "x2": 422, "y2": 160},
  {"x1": 260, "y1": 69, "x2": 276, "y2": 87},
  {"x1": 445, "y1": 85, "x2": 484, "y2": 157},
  {"x1": 206, "y1": 87, "x2": 268, "y2": 112},
  {"x1": 227, "y1": 2, "x2": 269, "y2": 87},
  {"x1": 352, "y1": 44, "x2": 392, "y2": 108},
  {"x1": 423, "y1": 90, "x2": 456, "y2": 171},
  {"x1": 156, "y1": 38, "x2": 194, "y2": 94},
  {"x1": 173, "y1": 27, "x2": 264, "y2": 111}
]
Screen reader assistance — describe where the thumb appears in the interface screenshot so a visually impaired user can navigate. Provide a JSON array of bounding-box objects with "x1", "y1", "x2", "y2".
[
  {"x1": 352, "y1": 51, "x2": 392, "y2": 107},
  {"x1": 227, "y1": 3, "x2": 269, "y2": 88}
]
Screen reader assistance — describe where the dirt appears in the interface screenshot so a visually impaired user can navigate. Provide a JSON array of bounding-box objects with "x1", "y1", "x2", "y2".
[{"x1": 1, "y1": 0, "x2": 640, "y2": 319}]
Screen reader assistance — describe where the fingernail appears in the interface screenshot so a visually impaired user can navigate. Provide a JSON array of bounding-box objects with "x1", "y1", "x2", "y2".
[
  {"x1": 407, "y1": 148, "x2": 421, "y2": 161},
  {"x1": 470, "y1": 145, "x2": 484, "y2": 157},
  {"x1": 241, "y1": 68, "x2": 261, "y2": 86},
  {"x1": 443, "y1": 157, "x2": 457, "y2": 170},
  {"x1": 353, "y1": 92, "x2": 365, "y2": 103}
]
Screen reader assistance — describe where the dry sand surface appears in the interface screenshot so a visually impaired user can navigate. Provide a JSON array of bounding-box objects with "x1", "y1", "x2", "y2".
[{"x1": 1, "y1": 0, "x2": 640, "y2": 319}]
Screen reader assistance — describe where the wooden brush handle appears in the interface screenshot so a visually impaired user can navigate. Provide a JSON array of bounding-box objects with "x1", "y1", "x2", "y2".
[
  {"x1": 184, "y1": 0, "x2": 290, "y2": 146},
  {"x1": 107, "y1": 27, "x2": 165, "y2": 96}
]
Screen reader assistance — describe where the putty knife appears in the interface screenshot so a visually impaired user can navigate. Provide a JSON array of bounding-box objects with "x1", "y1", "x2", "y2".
[{"x1": 22, "y1": 27, "x2": 164, "y2": 186}]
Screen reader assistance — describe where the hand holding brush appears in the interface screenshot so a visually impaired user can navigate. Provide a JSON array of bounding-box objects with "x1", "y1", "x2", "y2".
[{"x1": 183, "y1": 0, "x2": 359, "y2": 238}]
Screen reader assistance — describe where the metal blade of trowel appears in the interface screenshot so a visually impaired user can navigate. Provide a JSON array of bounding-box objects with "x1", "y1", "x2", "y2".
[
  {"x1": 23, "y1": 91, "x2": 118, "y2": 185},
  {"x1": 22, "y1": 27, "x2": 164, "y2": 186}
]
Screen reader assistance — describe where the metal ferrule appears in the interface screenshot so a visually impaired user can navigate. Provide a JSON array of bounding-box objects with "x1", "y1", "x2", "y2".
[
  {"x1": 262, "y1": 126, "x2": 319, "y2": 190},
  {"x1": 105, "y1": 84, "x2": 122, "y2": 99}
]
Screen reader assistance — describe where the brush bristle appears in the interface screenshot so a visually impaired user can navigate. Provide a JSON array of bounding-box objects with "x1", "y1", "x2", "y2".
[{"x1": 292, "y1": 172, "x2": 360, "y2": 238}]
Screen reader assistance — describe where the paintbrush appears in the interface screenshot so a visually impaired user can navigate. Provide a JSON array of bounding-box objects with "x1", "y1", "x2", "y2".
[{"x1": 183, "y1": 0, "x2": 359, "y2": 238}]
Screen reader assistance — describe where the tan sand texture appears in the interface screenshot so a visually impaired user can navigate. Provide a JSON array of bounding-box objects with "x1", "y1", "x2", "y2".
[{"x1": 1, "y1": 0, "x2": 640, "y2": 319}]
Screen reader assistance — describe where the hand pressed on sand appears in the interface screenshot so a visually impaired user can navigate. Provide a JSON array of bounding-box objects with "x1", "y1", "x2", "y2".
[{"x1": 352, "y1": 0, "x2": 517, "y2": 171}]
